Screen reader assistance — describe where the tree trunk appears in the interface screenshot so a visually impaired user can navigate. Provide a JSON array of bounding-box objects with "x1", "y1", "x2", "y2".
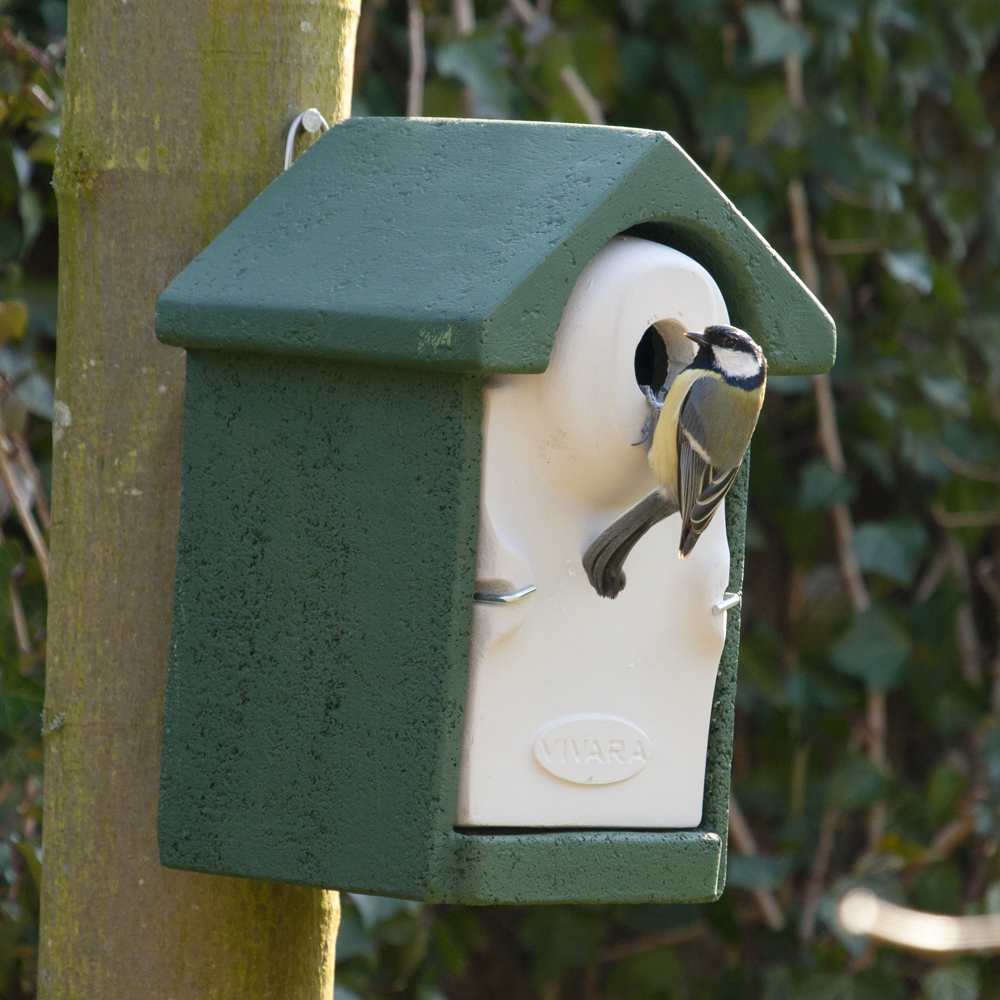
[{"x1": 39, "y1": 2, "x2": 359, "y2": 996}]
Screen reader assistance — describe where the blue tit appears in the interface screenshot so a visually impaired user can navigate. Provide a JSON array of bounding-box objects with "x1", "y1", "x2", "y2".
[{"x1": 584, "y1": 324, "x2": 767, "y2": 599}]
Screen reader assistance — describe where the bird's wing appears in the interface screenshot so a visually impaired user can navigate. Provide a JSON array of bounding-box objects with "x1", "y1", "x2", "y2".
[
  {"x1": 677, "y1": 383, "x2": 741, "y2": 557},
  {"x1": 678, "y1": 444, "x2": 739, "y2": 556}
]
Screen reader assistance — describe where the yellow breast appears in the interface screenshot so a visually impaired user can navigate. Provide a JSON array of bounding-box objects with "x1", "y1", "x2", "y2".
[{"x1": 647, "y1": 368, "x2": 708, "y2": 491}]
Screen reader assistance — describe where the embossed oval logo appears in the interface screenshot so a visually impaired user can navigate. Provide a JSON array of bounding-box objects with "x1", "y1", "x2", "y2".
[{"x1": 532, "y1": 715, "x2": 651, "y2": 785}]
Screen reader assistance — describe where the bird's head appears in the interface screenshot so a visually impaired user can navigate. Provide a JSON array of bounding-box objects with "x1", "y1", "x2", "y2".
[{"x1": 685, "y1": 325, "x2": 766, "y2": 386}]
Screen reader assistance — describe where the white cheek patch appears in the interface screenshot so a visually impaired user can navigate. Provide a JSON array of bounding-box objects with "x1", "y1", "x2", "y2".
[{"x1": 715, "y1": 347, "x2": 760, "y2": 380}]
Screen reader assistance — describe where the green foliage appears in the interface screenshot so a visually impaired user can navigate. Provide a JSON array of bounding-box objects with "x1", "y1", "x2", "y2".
[
  {"x1": 826, "y1": 753, "x2": 892, "y2": 809},
  {"x1": 923, "y1": 962, "x2": 981, "y2": 1000},
  {"x1": 925, "y1": 762, "x2": 968, "y2": 827},
  {"x1": 0, "y1": 4, "x2": 61, "y2": 997},
  {"x1": 727, "y1": 852, "x2": 798, "y2": 888},
  {"x1": 913, "y1": 863, "x2": 963, "y2": 915},
  {"x1": 830, "y1": 605, "x2": 911, "y2": 691},
  {"x1": 853, "y1": 519, "x2": 927, "y2": 586},
  {"x1": 799, "y1": 458, "x2": 856, "y2": 511},
  {"x1": 346, "y1": 0, "x2": 1000, "y2": 995},
  {"x1": 336, "y1": 895, "x2": 485, "y2": 998}
]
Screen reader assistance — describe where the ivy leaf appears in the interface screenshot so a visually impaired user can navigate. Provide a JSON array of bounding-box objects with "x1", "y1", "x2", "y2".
[
  {"x1": 985, "y1": 880, "x2": 1000, "y2": 914},
  {"x1": 727, "y1": 855, "x2": 795, "y2": 890},
  {"x1": 0, "y1": 543, "x2": 16, "y2": 579},
  {"x1": 829, "y1": 605, "x2": 910, "y2": 690},
  {"x1": 38, "y1": 0, "x2": 67, "y2": 35},
  {"x1": 855, "y1": 136, "x2": 913, "y2": 183},
  {"x1": 899, "y1": 425, "x2": 951, "y2": 481},
  {"x1": 0, "y1": 344, "x2": 32, "y2": 379},
  {"x1": 18, "y1": 188, "x2": 42, "y2": 254},
  {"x1": 762, "y1": 966, "x2": 795, "y2": 1000},
  {"x1": 0, "y1": 219, "x2": 19, "y2": 263},
  {"x1": 962, "y1": 316, "x2": 1000, "y2": 388},
  {"x1": 800, "y1": 973, "x2": 854, "y2": 1000},
  {"x1": 621, "y1": 948, "x2": 684, "y2": 991},
  {"x1": 746, "y1": 81, "x2": 789, "y2": 145},
  {"x1": 933, "y1": 691, "x2": 981, "y2": 738},
  {"x1": 826, "y1": 754, "x2": 890, "y2": 809},
  {"x1": 0, "y1": 299, "x2": 27, "y2": 344},
  {"x1": 882, "y1": 250, "x2": 933, "y2": 294},
  {"x1": 517, "y1": 907, "x2": 606, "y2": 984},
  {"x1": 436, "y1": 37, "x2": 514, "y2": 119},
  {"x1": 743, "y1": 5, "x2": 812, "y2": 65},
  {"x1": 920, "y1": 376, "x2": 970, "y2": 417},
  {"x1": 349, "y1": 893, "x2": 421, "y2": 929},
  {"x1": 798, "y1": 457, "x2": 855, "y2": 510},
  {"x1": 15, "y1": 371, "x2": 54, "y2": 421},
  {"x1": 852, "y1": 519, "x2": 927, "y2": 585},
  {"x1": 856, "y1": 440, "x2": 896, "y2": 489},
  {"x1": 810, "y1": 0, "x2": 860, "y2": 31},
  {"x1": 26, "y1": 133, "x2": 57, "y2": 166},
  {"x1": 922, "y1": 962, "x2": 980, "y2": 1000},
  {"x1": 335, "y1": 906, "x2": 376, "y2": 963},
  {"x1": 982, "y1": 725, "x2": 1000, "y2": 785},
  {"x1": 767, "y1": 374, "x2": 812, "y2": 394},
  {"x1": 852, "y1": 966, "x2": 907, "y2": 1000},
  {"x1": 3, "y1": 658, "x2": 44, "y2": 703},
  {"x1": 914, "y1": 864, "x2": 963, "y2": 915},
  {"x1": 926, "y1": 763, "x2": 967, "y2": 827},
  {"x1": 14, "y1": 841, "x2": 40, "y2": 887}
]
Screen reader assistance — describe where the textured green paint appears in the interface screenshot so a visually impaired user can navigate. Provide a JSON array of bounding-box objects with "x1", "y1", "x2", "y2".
[
  {"x1": 155, "y1": 117, "x2": 835, "y2": 377},
  {"x1": 40, "y1": 0, "x2": 358, "y2": 995},
  {"x1": 157, "y1": 344, "x2": 747, "y2": 902},
  {"x1": 155, "y1": 114, "x2": 814, "y2": 903},
  {"x1": 706, "y1": 456, "x2": 748, "y2": 895},
  {"x1": 158, "y1": 353, "x2": 484, "y2": 895}
]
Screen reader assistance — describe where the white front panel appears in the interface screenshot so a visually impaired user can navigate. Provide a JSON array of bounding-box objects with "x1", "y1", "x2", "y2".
[{"x1": 456, "y1": 236, "x2": 732, "y2": 829}]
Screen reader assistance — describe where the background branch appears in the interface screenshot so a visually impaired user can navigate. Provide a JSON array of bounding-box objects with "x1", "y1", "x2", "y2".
[
  {"x1": 407, "y1": 0, "x2": 426, "y2": 116},
  {"x1": 728, "y1": 796, "x2": 786, "y2": 930}
]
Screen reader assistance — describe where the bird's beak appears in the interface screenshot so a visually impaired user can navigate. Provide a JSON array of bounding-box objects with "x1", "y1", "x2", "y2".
[{"x1": 685, "y1": 331, "x2": 710, "y2": 348}]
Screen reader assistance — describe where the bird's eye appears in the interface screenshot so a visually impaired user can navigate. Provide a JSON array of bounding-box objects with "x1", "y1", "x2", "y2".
[{"x1": 724, "y1": 336, "x2": 736, "y2": 349}]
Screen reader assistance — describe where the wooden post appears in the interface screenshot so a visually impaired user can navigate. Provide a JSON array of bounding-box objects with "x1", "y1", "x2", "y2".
[{"x1": 39, "y1": 1, "x2": 359, "y2": 996}]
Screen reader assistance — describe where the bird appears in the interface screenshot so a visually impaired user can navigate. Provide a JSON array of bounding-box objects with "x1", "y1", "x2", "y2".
[{"x1": 583, "y1": 324, "x2": 767, "y2": 599}]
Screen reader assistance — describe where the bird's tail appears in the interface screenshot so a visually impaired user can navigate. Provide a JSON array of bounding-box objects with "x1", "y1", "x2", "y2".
[{"x1": 583, "y1": 490, "x2": 679, "y2": 599}]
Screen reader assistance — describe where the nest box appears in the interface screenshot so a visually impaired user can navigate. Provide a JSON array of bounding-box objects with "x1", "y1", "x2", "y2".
[{"x1": 155, "y1": 117, "x2": 834, "y2": 904}]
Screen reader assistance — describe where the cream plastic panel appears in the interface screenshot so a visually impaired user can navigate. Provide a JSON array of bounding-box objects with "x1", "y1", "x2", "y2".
[{"x1": 456, "y1": 236, "x2": 732, "y2": 828}]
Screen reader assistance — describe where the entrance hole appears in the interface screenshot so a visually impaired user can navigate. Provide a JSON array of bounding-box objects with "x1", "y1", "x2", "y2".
[{"x1": 634, "y1": 326, "x2": 668, "y2": 396}]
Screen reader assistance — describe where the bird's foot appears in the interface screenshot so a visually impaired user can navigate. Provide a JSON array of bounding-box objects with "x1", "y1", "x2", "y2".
[{"x1": 632, "y1": 385, "x2": 665, "y2": 446}]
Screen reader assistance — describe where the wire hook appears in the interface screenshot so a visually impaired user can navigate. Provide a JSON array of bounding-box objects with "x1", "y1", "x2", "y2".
[
  {"x1": 712, "y1": 591, "x2": 741, "y2": 615},
  {"x1": 283, "y1": 108, "x2": 330, "y2": 171}
]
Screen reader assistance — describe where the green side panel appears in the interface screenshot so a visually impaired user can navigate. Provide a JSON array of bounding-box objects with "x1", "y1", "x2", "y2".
[
  {"x1": 159, "y1": 349, "x2": 748, "y2": 902},
  {"x1": 705, "y1": 455, "x2": 749, "y2": 894},
  {"x1": 441, "y1": 831, "x2": 723, "y2": 904},
  {"x1": 155, "y1": 117, "x2": 834, "y2": 376},
  {"x1": 158, "y1": 352, "x2": 483, "y2": 890}
]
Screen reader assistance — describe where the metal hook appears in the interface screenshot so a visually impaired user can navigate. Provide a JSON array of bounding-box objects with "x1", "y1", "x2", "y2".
[
  {"x1": 712, "y1": 591, "x2": 741, "y2": 615},
  {"x1": 473, "y1": 585, "x2": 537, "y2": 605},
  {"x1": 283, "y1": 108, "x2": 330, "y2": 171}
]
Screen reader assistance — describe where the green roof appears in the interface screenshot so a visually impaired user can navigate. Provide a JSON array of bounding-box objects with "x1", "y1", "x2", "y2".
[{"x1": 155, "y1": 116, "x2": 834, "y2": 375}]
